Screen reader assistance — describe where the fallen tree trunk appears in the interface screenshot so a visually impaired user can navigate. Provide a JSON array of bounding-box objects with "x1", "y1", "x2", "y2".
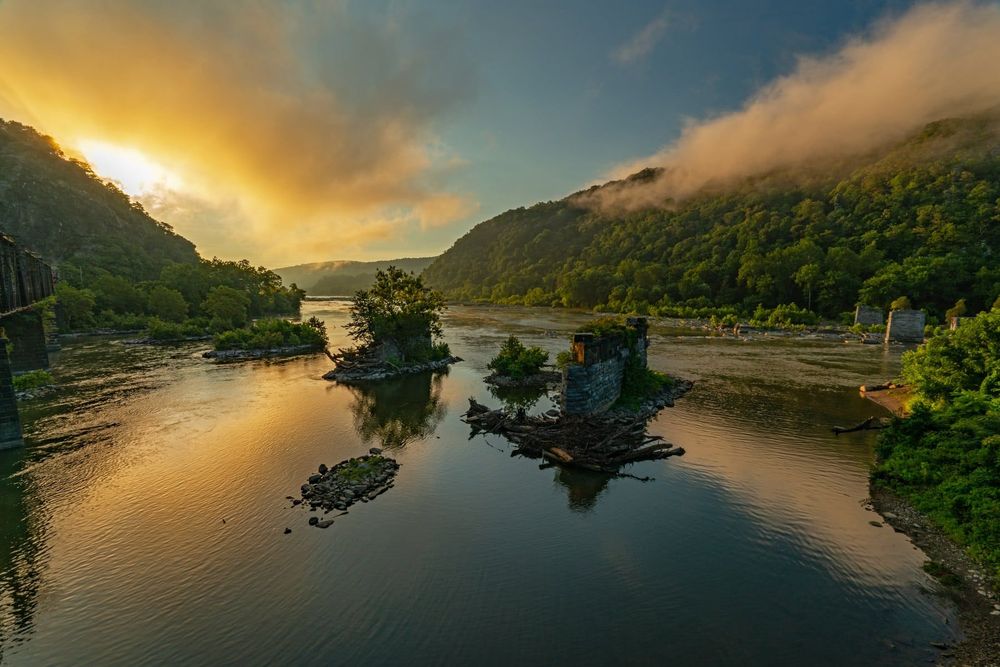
[{"x1": 832, "y1": 416, "x2": 890, "y2": 435}]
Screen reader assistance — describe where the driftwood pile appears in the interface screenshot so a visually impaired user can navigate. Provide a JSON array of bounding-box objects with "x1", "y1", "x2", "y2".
[{"x1": 462, "y1": 398, "x2": 684, "y2": 473}]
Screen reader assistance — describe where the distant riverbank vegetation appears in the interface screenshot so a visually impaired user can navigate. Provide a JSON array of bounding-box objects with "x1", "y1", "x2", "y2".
[
  {"x1": 55, "y1": 258, "x2": 305, "y2": 339},
  {"x1": 213, "y1": 317, "x2": 328, "y2": 352},
  {"x1": 872, "y1": 309, "x2": 1000, "y2": 581},
  {"x1": 422, "y1": 117, "x2": 1000, "y2": 325}
]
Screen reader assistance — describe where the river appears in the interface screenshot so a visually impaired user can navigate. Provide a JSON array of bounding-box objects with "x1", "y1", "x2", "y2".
[{"x1": 0, "y1": 302, "x2": 958, "y2": 665}]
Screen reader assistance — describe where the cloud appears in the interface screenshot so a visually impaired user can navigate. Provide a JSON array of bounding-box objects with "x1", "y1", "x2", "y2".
[
  {"x1": 613, "y1": 8, "x2": 671, "y2": 65},
  {"x1": 0, "y1": 0, "x2": 476, "y2": 264},
  {"x1": 588, "y1": 1, "x2": 1000, "y2": 210}
]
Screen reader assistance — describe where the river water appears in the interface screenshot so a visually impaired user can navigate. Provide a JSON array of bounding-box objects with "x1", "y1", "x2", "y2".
[{"x1": 0, "y1": 302, "x2": 958, "y2": 665}]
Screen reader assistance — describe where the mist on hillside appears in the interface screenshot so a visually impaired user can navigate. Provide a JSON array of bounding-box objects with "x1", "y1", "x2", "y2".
[{"x1": 580, "y1": 2, "x2": 1000, "y2": 212}]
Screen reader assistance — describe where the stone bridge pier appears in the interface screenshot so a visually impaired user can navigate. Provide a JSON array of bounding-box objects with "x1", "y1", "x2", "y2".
[{"x1": 0, "y1": 338, "x2": 23, "y2": 449}]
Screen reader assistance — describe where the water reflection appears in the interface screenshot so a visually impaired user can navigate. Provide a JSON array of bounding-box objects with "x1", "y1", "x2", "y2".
[
  {"x1": 347, "y1": 371, "x2": 447, "y2": 449},
  {"x1": 486, "y1": 384, "x2": 548, "y2": 413},
  {"x1": 551, "y1": 466, "x2": 610, "y2": 512},
  {"x1": 0, "y1": 454, "x2": 42, "y2": 659}
]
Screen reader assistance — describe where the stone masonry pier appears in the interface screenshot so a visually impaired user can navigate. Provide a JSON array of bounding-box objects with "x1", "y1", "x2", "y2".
[{"x1": 561, "y1": 317, "x2": 648, "y2": 415}]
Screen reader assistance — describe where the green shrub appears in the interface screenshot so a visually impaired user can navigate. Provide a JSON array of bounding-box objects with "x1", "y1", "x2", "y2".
[
  {"x1": 487, "y1": 335, "x2": 548, "y2": 379},
  {"x1": 873, "y1": 310, "x2": 1000, "y2": 582},
  {"x1": 213, "y1": 318, "x2": 329, "y2": 351},
  {"x1": 12, "y1": 370, "x2": 54, "y2": 391}
]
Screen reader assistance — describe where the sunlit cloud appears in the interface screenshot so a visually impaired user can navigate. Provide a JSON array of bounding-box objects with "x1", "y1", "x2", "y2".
[
  {"x1": 587, "y1": 1, "x2": 1000, "y2": 211},
  {"x1": 612, "y1": 7, "x2": 671, "y2": 65},
  {"x1": 0, "y1": 0, "x2": 476, "y2": 265}
]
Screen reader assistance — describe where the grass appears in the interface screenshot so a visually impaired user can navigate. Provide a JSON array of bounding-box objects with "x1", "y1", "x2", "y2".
[{"x1": 12, "y1": 369, "x2": 54, "y2": 391}]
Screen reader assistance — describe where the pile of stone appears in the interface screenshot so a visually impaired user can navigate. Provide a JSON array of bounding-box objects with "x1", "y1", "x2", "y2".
[{"x1": 295, "y1": 449, "x2": 399, "y2": 528}]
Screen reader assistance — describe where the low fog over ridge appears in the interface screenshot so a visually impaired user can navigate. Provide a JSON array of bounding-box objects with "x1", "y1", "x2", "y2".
[{"x1": 581, "y1": 1, "x2": 1000, "y2": 211}]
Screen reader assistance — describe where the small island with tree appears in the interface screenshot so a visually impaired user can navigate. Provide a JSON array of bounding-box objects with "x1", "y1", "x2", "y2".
[
  {"x1": 485, "y1": 334, "x2": 559, "y2": 388},
  {"x1": 324, "y1": 266, "x2": 460, "y2": 382}
]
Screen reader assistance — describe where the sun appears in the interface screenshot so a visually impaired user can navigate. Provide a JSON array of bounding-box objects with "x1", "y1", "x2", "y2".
[{"x1": 76, "y1": 139, "x2": 183, "y2": 196}]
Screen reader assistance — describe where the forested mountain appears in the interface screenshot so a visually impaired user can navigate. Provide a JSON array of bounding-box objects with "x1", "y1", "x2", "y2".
[
  {"x1": 275, "y1": 256, "x2": 436, "y2": 294},
  {"x1": 0, "y1": 119, "x2": 303, "y2": 330},
  {"x1": 0, "y1": 119, "x2": 198, "y2": 281},
  {"x1": 423, "y1": 116, "x2": 1000, "y2": 320}
]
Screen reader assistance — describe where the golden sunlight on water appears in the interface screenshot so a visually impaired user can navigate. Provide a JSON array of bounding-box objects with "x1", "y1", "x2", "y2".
[{"x1": 0, "y1": 303, "x2": 957, "y2": 666}]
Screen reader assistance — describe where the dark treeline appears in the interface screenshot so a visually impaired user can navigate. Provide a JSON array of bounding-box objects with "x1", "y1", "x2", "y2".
[
  {"x1": 0, "y1": 119, "x2": 303, "y2": 333},
  {"x1": 423, "y1": 117, "x2": 1000, "y2": 321}
]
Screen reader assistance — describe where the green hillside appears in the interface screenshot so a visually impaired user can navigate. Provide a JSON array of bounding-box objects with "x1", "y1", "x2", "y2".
[
  {"x1": 275, "y1": 256, "x2": 436, "y2": 294},
  {"x1": 423, "y1": 116, "x2": 1000, "y2": 320},
  {"x1": 0, "y1": 119, "x2": 199, "y2": 281}
]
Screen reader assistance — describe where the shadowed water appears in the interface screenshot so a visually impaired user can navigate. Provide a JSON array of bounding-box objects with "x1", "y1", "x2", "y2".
[{"x1": 0, "y1": 303, "x2": 956, "y2": 665}]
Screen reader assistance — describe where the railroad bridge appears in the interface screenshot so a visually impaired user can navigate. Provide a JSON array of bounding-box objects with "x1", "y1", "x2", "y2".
[{"x1": 0, "y1": 233, "x2": 56, "y2": 450}]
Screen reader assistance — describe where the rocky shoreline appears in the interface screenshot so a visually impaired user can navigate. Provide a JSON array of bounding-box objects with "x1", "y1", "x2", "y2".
[
  {"x1": 123, "y1": 335, "x2": 213, "y2": 345},
  {"x1": 869, "y1": 486, "x2": 1000, "y2": 665},
  {"x1": 202, "y1": 344, "x2": 324, "y2": 361},
  {"x1": 292, "y1": 450, "x2": 399, "y2": 529},
  {"x1": 323, "y1": 355, "x2": 461, "y2": 383}
]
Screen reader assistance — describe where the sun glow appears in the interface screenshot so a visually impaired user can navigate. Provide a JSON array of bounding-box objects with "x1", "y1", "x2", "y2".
[{"x1": 76, "y1": 139, "x2": 184, "y2": 196}]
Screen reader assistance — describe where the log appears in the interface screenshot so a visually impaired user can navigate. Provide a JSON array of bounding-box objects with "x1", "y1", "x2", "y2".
[
  {"x1": 831, "y1": 416, "x2": 888, "y2": 435},
  {"x1": 546, "y1": 447, "x2": 574, "y2": 463}
]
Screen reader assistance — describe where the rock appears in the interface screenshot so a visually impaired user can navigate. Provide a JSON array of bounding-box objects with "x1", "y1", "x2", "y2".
[
  {"x1": 284, "y1": 527, "x2": 292, "y2": 534},
  {"x1": 316, "y1": 519, "x2": 334, "y2": 528},
  {"x1": 369, "y1": 447, "x2": 382, "y2": 455},
  {"x1": 318, "y1": 464, "x2": 328, "y2": 474},
  {"x1": 868, "y1": 521, "x2": 883, "y2": 527},
  {"x1": 292, "y1": 498, "x2": 302, "y2": 506},
  {"x1": 882, "y1": 511, "x2": 897, "y2": 520},
  {"x1": 308, "y1": 473, "x2": 323, "y2": 484},
  {"x1": 308, "y1": 516, "x2": 319, "y2": 526}
]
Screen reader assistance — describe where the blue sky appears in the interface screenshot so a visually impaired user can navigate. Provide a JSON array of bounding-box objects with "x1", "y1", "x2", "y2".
[{"x1": 361, "y1": 0, "x2": 919, "y2": 258}]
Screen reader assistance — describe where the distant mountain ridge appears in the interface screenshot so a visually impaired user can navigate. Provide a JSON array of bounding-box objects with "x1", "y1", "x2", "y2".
[
  {"x1": 0, "y1": 119, "x2": 199, "y2": 281},
  {"x1": 422, "y1": 114, "x2": 1000, "y2": 318},
  {"x1": 275, "y1": 256, "x2": 436, "y2": 294}
]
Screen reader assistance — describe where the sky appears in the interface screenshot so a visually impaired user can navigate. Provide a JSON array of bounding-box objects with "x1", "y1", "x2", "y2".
[{"x1": 0, "y1": 0, "x2": 994, "y2": 267}]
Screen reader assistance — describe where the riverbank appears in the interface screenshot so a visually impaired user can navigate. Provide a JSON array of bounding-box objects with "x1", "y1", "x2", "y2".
[{"x1": 870, "y1": 486, "x2": 1000, "y2": 665}]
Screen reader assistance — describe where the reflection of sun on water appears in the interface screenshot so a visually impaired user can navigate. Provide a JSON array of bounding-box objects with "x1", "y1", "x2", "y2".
[{"x1": 76, "y1": 139, "x2": 183, "y2": 196}]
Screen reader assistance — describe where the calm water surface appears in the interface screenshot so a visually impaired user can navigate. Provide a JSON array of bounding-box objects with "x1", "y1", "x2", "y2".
[{"x1": 0, "y1": 303, "x2": 958, "y2": 665}]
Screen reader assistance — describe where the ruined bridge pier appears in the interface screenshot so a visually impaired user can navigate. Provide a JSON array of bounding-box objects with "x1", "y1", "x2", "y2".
[{"x1": 0, "y1": 234, "x2": 56, "y2": 450}]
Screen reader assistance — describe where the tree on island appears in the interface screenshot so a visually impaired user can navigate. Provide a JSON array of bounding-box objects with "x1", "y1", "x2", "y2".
[{"x1": 346, "y1": 266, "x2": 447, "y2": 362}]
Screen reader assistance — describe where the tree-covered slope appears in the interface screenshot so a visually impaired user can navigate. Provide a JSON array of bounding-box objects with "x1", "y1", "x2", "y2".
[
  {"x1": 0, "y1": 119, "x2": 198, "y2": 281},
  {"x1": 275, "y1": 256, "x2": 436, "y2": 294},
  {"x1": 423, "y1": 116, "x2": 1000, "y2": 319}
]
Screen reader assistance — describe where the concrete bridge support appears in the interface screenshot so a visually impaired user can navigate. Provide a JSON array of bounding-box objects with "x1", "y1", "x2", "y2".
[
  {"x1": 0, "y1": 338, "x2": 23, "y2": 450},
  {"x1": 2, "y1": 310, "x2": 49, "y2": 374}
]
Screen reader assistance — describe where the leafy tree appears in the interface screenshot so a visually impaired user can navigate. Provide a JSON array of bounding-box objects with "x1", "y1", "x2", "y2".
[
  {"x1": 944, "y1": 298, "x2": 968, "y2": 320},
  {"x1": 201, "y1": 286, "x2": 250, "y2": 330},
  {"x1": 890, "y1": 296, "x2": 913, "y2": 311},
  {"x1": 346, "y1": 266, "x2": 445, "y2": 359},
  {"x1": 92, "y1": 275, "x2": 145, "y2": 314},
  {"x1": 55, "y1": 282, "x2": 95, "y2": 330},
  {"x1": 794, "y1": 263, "x2": 821, "y2": 310},
  {"x1": 147, "y1": 286, "x2": 188, "y2": 322}
]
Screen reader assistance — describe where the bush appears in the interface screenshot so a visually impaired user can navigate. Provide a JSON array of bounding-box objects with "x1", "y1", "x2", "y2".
[
  {"x1": 487, "y1": 335, "x2": 548, "y2": 379},
  {"x1": 213, "y1": 318, "x2": 329, "y2": 351},
  {"x1": 901, "y1": 310, "x2": 1000, "y2": 402},
  {"x1": 12, "y1": 370, "x2": 53, "y2": 391},
  {"x1": 873, "y1": 310, "x2": 1000, "y2": 582}
]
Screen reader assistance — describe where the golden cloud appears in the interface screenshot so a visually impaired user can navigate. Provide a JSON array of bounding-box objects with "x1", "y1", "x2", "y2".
[{"x1": 0, "y1": 0, "x2": 475, "y2": 264}]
